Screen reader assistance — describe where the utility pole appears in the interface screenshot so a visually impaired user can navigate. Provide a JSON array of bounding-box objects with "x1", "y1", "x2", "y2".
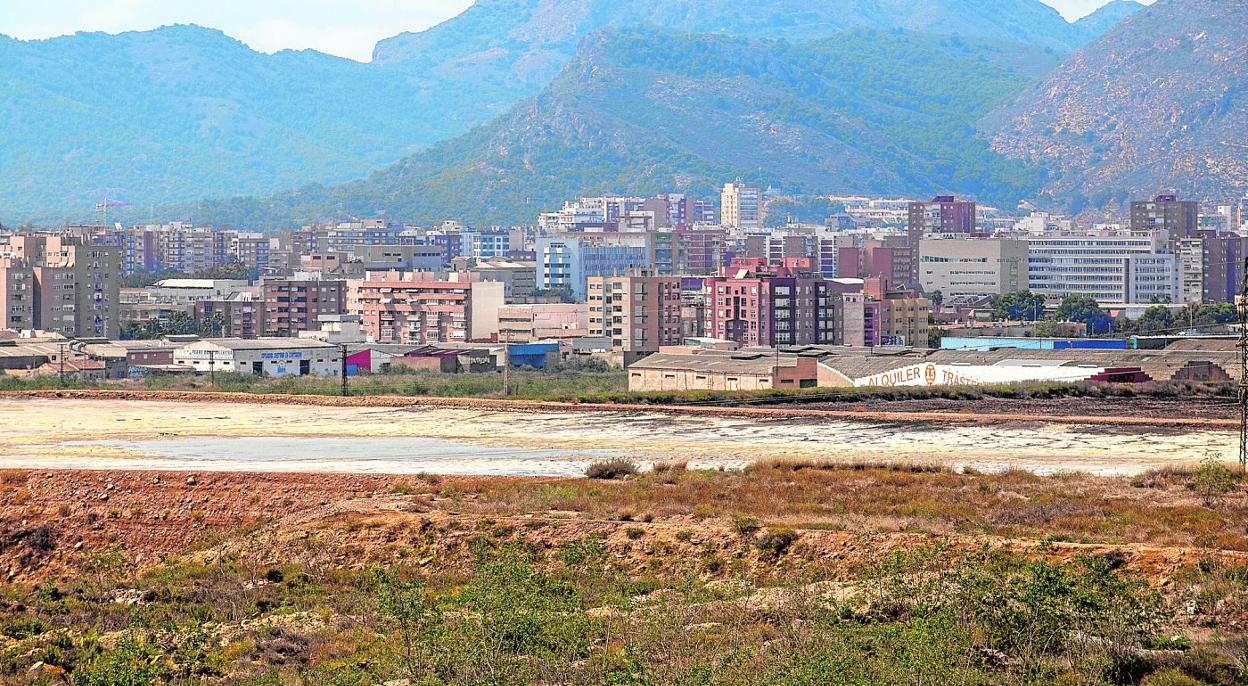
[
  {"x1": 340, "y1": 343, "x2": 349, "y2": 397},
  {"x1": 501, "y1": 331, "x2": 511, "y2": 397},
  {"x1": 208, "y1": 349, "x2": 215, "y2": 386},
  {"x1": 1238, "y1": 254, "x2": 1248, "y2": 473},
  {"x1": 58, "y1": 343, "x2": 66, "y2": 387}
]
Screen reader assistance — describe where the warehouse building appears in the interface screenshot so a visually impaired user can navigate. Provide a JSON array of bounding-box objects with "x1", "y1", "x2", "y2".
[
  {"x1": 626, "y1": 343, "x2": 1239, "y2": 392},
  {"x1": 627, "y1": 350, "x2": 819, "y2": 392},
  {"x1": 174, "y1": 339, "x2": 340, "y2": 377}
]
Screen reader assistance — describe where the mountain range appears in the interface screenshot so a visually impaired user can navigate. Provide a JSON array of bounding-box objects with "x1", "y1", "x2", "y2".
[
  {"x1": 990, "y1": 0, "x2": 1248, "y2": 211},
  {"x1": 11, "y1": 0, "x2": 1243, "y2": 229},
  {"x1": 189, "y1": 29, "x2": 1057, "y2": 228}
]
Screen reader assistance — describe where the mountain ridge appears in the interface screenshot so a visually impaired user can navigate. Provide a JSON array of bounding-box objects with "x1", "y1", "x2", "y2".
[
  {"x1": 0, "y1": 1, "x2": 1153, "y2": 224},
  {"x1": 990, "y1": 0, "x2": 1248, "y2": 210},
  {"x1": 183, "y1": 28, "x2": 1056, "y2": 229}
]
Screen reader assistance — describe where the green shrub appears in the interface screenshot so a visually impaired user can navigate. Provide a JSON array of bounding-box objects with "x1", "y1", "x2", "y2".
[
  {"x1": 71, "y1": 634, "x2": 167, "y2": 686},
  {"x1": 585, "y1": 459, "x2": 639, "y2": 480},
  {"x1": 756, "y1": 528, "x2": 800, "y2": 559},
  {"x1": 732, "y1": 515, "x2": 762, "y2": 538},
  {"x1": 1192, "y1": 454, "x2": 1238, "y2": 507},
  {"x1": 1142, "y1": 668, "x2": 1209, "y2": 686}
]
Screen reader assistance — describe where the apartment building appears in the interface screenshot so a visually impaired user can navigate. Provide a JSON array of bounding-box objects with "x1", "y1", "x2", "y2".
[
  {"x1": 323, "y1": 220, "x2": 400, "y2": 251},
  {"x1": 497, "y1": 304, "x2": 589, "y2": 343},
  {"x1": 195, "y1": 294, "x2": 260, "y2": 338},
  {"x1": 262, "y1": 277, "x2": 347, "y2": 337},
  {"x1": 454, "y1": 259, "x2": 537, "y2": 301},
  {"x1": 906, "y1": 196, "x2": 977, "y2": 286},
  {"x1": 1131, "y1": 194, "x2": 1199, "y2": 238},
  {"x1": 347, "y1": 271, "x2": 504, "y2": 345},
  {"x1": 587, "y1": 274, "x2": 683, "y2": 353},
  {"x1": 703, "y1": 259, "x2": 867, "y2": 348},
  {"x1": 865, "y1": 278, "x2": 930, "y2": 347},
  {"x1": 1, "y1": 236, "x2": 120, "y2": 337},
  {"x1": 535, "y1": 233, "x2": 652, "y2": 301},
  {"x1": 918, "y1": 238, "x2": 1029, "y2": 299},
  {"x1": 1177, "y1": 234, "x2": 1247, "y2": 305},
  {"x1": 353, "y1": 244, "x2": 444, "y2": 273},
  {"x1": 229, "y1": 233, "x2": 271, "y2": 272},
  {"x1": 465, "y1": 230, "x2": 511, "y2": 259},
  {"x1": 837, "y1": 236, "x2": 912, "y2": 290},
  {"x1": 0, "y1": 258, "x2": 34, "y2": 331},
  {"x1": 650, "y1": 231, "x2": 685, "y2": 277},
  {"x1": 156, "y1": 224, "x2": 226, "y2": 273},
  {"x1": 721, "y1": 181, "x2": 763, "y2": 230},
  {"x1": 675, "y1": 226, "x2": 729, "y2": 275}
]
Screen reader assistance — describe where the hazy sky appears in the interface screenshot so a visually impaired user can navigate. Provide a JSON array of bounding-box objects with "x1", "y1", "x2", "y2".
[{"x1": 0, "y1": 0, "x2": 1155, "y2": 62}]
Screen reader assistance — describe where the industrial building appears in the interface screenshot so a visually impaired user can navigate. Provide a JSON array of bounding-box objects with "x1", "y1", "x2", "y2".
[
  {"x1": 625, "y1": 342, "x2": 1240, "y2": 393},
  {"x1": 174, "y1": 339, "x2": 341, "y2": 377}
]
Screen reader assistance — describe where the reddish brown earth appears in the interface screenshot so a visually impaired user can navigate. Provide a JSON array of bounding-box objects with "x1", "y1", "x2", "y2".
[{"x1": 2, "y1": 468, "x2": 1244, "y2": 598}]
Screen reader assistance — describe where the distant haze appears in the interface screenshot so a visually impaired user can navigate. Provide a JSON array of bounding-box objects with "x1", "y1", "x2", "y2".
[{"x1": 0, "y1": 0, "x2": 1152, "y2": 62}]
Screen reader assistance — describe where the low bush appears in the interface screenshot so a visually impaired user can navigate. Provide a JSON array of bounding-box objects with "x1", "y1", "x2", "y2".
[
  {"x1": 585, "y1": 459, "x2": 639, "y2": 480},
  {"x1": 732, "y1": 515, "x2": 762, "y2": 538},
  {"x1": 756, "y1": 528, "x2": 800, "y2": 559}
]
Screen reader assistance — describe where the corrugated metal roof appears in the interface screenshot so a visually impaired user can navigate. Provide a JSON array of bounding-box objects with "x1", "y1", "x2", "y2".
[
  {"x1": 630, "y1": 352, "x2": 798, "y2": 375},
  {"x1": 186, "y1": 338, "x2": 337, "y2": 351}
]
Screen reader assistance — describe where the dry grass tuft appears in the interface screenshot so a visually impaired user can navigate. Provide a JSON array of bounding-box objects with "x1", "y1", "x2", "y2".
[{"x1": 747, "y1": 459, "x2": 949, "y2": 474}]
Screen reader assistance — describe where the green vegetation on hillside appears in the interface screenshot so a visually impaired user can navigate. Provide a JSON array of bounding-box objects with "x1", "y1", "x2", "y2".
[
  {"x1": 191, "y1": 29, "x2": 1056, "y2": 229},
  {"x1": 0, "y1": 26, "x2": 475, "y2": 221}
]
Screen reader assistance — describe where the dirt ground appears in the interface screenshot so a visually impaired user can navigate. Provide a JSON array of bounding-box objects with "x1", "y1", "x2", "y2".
[{"x1": 2, "y1": 467, "x2": 1245, "y2": 591}]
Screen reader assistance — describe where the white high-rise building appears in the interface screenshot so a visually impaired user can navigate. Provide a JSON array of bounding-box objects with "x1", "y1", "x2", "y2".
[{"x1": 721, "y1": 181, "x2": 762, "y2": 230}]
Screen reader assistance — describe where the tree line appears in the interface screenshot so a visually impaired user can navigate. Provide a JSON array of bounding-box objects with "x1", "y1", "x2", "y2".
[{"x1": 988, "y1": 290, "x2": 1239, "y2": 337}]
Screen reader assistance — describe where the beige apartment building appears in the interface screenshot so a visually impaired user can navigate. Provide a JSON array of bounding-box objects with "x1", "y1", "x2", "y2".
[
  {"x1": 347, "y1": 271, "x2": 504, "y2": 345},
  {"x1": 721, "y1": 181, "x2": 763, "y2": 230},
  {"x1": 918, "y1": 238, "x2": 1029, "y2": 300},
  {"x1": 876, "y1": 293, "x2": 931, "y2": 348},
  {"x1": 588, "y1": 274, "x2": 683, "y2": 353},
  {"x1": 497, "y1": 304, "x2": 589, "y2": 342}
]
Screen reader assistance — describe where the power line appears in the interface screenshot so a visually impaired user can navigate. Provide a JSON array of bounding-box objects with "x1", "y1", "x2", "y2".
[{"x1": 1239, "y1": 253, "x2": 1248, "y2": 473}]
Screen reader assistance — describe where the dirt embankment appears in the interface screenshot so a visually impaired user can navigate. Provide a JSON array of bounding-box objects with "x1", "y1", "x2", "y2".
[
  {"x1": 0, "y1": 389, "x2": 1235, "y2": 427},
  {"x1": 1, "y1": 469, "x2": 1244, "y2": 593}
]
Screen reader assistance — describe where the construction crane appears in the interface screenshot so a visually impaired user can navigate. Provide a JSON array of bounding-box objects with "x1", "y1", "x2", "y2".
[{"x1": 93, "y1": 198, "x2": 132, "y2": 225}]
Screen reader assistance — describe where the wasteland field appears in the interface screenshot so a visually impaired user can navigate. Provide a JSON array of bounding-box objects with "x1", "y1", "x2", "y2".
[{"x1": 0, "y1": 394, "x2": 1244, "y2": 684}]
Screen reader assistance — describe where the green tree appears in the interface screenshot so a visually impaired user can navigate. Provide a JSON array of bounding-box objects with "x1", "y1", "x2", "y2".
[
  {"x1": 1032, "y1": 320, "x2": 1067, "y2": 338},
  {"x1": 1134, "y1": 305, "x2": 1175, "y2": 334},
  {"x1": 120, "y1": 311, "x2": 221, "y2": 340},
  {"x1": 992, "y1": 290, "x2": 1046, "y2": 321},
  {"x1": 1053, "y1": 295, "x2": 1112, "y2": 335},
  {"x1": 1194, "y1": 303, "x2": 1239, "y2": 326}
]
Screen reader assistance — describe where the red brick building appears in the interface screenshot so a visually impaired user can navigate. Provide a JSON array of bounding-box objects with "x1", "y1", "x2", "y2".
[{"x1": 262, "y1": 278, "x2": 346, "y2": 337}]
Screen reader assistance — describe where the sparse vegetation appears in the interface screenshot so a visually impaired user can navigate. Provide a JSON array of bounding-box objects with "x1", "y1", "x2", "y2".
[
  {"x1": 585, "y1": 459, "x2": 639, "y2": 481},
  {"x1": 0, "y1": 458, "x2": 1244, "y2": 685},
  {"x1": 1, "y1": 374, "x2": 1237, "y2": 412},
  {"x1": 1193, "y1": 454, "x2": 1239, "y2": 507}
]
